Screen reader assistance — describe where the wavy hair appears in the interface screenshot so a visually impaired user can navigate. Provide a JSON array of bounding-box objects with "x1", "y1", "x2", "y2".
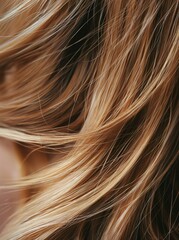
[{"x1": 0, "y1": 0, "x2": 178, "y2": 239}]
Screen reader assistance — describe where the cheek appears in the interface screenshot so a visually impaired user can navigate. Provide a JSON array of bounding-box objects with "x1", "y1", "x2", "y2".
[{"x1": 0, "y1": 138, "x2": 23, "y2": 232}]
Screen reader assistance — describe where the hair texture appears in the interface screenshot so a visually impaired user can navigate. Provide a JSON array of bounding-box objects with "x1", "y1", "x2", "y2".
[{"x1": 0, "y1": 0, "x2": 178, "y2": 239}]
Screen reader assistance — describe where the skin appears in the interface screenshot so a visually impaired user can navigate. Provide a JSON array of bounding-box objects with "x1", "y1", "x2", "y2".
[
  {"x1": 0, "y1": 138, "x2": 23, "y2": 232},
  {"x1": 0, "y1": 137, "x2": 49, "y2": 232}
]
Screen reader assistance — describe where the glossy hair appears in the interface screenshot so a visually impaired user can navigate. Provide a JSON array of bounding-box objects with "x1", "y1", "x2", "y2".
[{"x1": 0, "y1": 0, "x2": 178, "y2": 239}]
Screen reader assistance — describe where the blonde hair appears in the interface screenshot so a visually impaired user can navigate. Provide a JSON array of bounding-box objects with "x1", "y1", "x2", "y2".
[{"x1": 0, "y1": 0, "x2": 178, "y2": 239}]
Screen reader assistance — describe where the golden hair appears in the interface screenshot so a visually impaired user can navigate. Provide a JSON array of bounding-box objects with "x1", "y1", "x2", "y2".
[{"x1": 0, "y1": 0, "x2": 178, "y2": 239}]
